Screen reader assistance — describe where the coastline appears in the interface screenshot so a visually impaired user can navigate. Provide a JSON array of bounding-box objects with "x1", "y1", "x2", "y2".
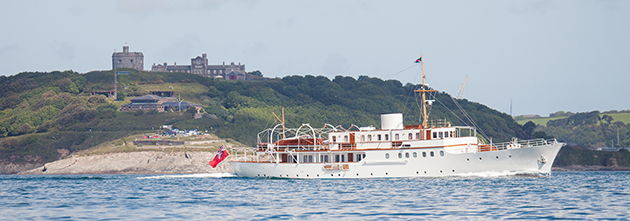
[
  {"x1": 1, "y1": 151, "x2": 628, "y2": 175},
  {"x1": 17, "y1": 151, "x2": 234, "y2": 175}
]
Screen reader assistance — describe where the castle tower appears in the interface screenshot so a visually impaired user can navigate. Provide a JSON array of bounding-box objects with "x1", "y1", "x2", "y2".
[{"x1": 112, "y1": 45, "x2": 144, "y2": 71}]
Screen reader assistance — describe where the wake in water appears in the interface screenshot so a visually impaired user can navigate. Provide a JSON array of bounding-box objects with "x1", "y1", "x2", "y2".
[
  {"x1": 137, "y1": 173, "x2": 238, "y2": 179},
  {"x1": 449, "y1": 170, "x2": 549, "y2": 178}
]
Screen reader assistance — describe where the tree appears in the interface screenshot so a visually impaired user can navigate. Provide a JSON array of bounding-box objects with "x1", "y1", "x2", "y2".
[
  {"x1": 522, "y1": 121, "x2": 537, "y2": 137},
  {"x1": 117, "y1": 93, "x2": 125, "y2": 101},
  {"x1": 18, "y1": 123, "x2": 32, "y2": 135},
  {"x1": 247, "y1": 70, "x2": 263, "y2": 77},
  {"x1": 0, "y1": 95, "x2": 21, "y2": 110}
]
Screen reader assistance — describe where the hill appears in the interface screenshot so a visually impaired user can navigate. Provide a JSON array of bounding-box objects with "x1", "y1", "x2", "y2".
[
  {"x1": 516, "y1": 111, "x2": 630, "y2": 148},
  {"x1": 0, "y1": 70, "x2": 547, "y2": 173},
  {"x1": 516, "y1": 112, "x2": 630, "y2": 126}
]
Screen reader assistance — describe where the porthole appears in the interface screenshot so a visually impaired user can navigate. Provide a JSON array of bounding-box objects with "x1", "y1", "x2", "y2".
[
  {"x1": 317, "y1": 174, "x2": 319, "y2": 177},
  {"x1": 356, "y1": 173, "x2": 359, "y2": 176},
  {"x1": 440, "y1": 170, "x2": 443, "y2": 173},
  {"x1": 430, "y1": 151, "x2": 434, "y2": 157},
  {"x1": 423, "y1": 152, "x2": 427, "y2": 157},
  {"x1": 338, "y1": 174, "x2": 341, "y2": 176},
  {"x1": 496, "y1": 156, "x2": 499, "y2": 159},
  {"x1": 452, "y1": 169, "x2": 455, "y2": 173},
  {"x1": 307, "y1": 174, "x2": 309, "y2": 177},
  {"x1": 467, "y1": 158, "x2": 470, "y2": 161},
  {"x1": 440, "y1": 151, "x2": 444, "y2": 156},
  {"x1": 479, "y1": 157, "x2": 482, "y2": 160},
  {"x1": 296, "y1": 174, "x2": 299, "y2": 177},
  {"x1": 509, "y1": 155, "x2": 512, "y2": 158},
  {"x1": 280, "y1": 175, "x2": 282, "y2": 177},
  {"x1": 385, "y1": 153, "x2": 390, "y2": 159},
  {"x1": 416, "y1": 171, "x2": 419, "y2": 174},
  {"x1": 405, "y1": 153, "x2": 410, "y2": 158},
  {"x1": 413, "y1": 152, "x2": 417, "y2": 158},
  {"x1": 424, "y1": 171, "x2": 427, "y2": 174},
  {"x1": 331, "y1": 174, "x2": 334, "y2": 177},
  {"x1": 385, "y1": 172, "x2": 388, "y2": 175},
  {"x1": 370, "y1": 173, "x2": 373, "y2": 176},
  {"x1": 398, "y1": 153, "x2": 402, "y2": 158}
]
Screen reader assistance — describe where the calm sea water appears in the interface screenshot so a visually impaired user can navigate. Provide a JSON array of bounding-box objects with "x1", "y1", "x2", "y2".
[{"x1": 1, "y1": 172, "x2": 629, "y2": 220}]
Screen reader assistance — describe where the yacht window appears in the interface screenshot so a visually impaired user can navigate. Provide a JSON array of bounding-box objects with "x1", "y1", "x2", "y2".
[
  {"x1": 309, "y1": 155, "x2": 313, "y2": 162},
  {"x1": 363, "y1": 154, "x2": 366, "y2": 159},
  {"x1": 324, "y1": 155, "x2": 329, "y2": 162},
  {"x1": 332, "y1": 136, "x2": 336, "y2": 142},
  {"x1": 368, "y1": 135, "x2": 372, "y2": 141},
  {"x1": 405, "y1": 152, "x2": 410, "y2": 158},
  {"x1": 335, "y1": 155, "x2": 340, "y2": 162},
  {"x1": 439, "y1": 132, "x2": 444, "y2": 139},
  {"x1": 450, "y1": 131, "x2": 454, "y2": 137},
  {"x1": 357, "y1": 154, "x2": 362, "y2": 161},
  {"x1": 413, "y1": 152, "x2": 417, "y2": 158},
  {"x1": 320, "y1": 155, "x2": 323, "y2": 162},
  {"x1": 385, "y1": 134, "x2": 389, "y2": 140},
  {"x1": 408, "y1": 133, "x2": 412, "y2": 139},
  {"x1": 433, "y1": 132, "x2": 437, "y2": 138},
  {"x1": 395, "y1": 134, "x2": 399, "y2": 140},
  {"x1": 440, "y1": 151, "x2": 444, "y2": 157},
  {"x1": 398, "y1": 153, "x2": 402, "y2": 158},
  {"x1": 378, "y1": 135, "x2": 382, "y2": 141},
  {"x1": 341, "y1": 155, "x2": 345, "y2": 162},
  {"x1": 361, "y1": 135, "x2": 365, "y2": 141},
  {"x1": 344, "y1": 135, "x2": 349, "y2": 142},
  {"x1": 385, "y1": 153, "x2": 390, "y2": 159},
  {"x1": 430, "y1": 151, "x2": 434, "y2": 157},
  {"x1": 303, "y1": 155, "x2": 308, "y2": 162},
  {"x1": 423, "y1": 152, "x2": 427, "y2": 157},
  {"x1": 416, "y1": 133, "x2": 421, "y2": 139}
]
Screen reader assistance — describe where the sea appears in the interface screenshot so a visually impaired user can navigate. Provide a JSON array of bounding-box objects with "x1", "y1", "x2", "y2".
[{"x1": 1, "y1": 171, "x2": 629, "y2": 220}]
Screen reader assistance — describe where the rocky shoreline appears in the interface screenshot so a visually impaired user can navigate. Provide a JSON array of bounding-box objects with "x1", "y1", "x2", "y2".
[{"x1": 17, "y1": 151, "x2": 234, "y2": 175}]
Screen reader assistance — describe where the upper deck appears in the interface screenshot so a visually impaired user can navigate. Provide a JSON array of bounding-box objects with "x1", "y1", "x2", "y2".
[{"x1": 256, "y1": 118, "x2": 479, "y2": 153}]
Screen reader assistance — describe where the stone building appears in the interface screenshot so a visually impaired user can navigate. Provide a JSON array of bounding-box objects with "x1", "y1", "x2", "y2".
[
  {"x1": 151, "y1": 53, "x2": 246, "y2": 79},
  {"x1": 119, "y1": 95, "x2": 203, "y2": 113},
  {"x1": 112, "y1": 46, "x2": 144, "y2": 71}
]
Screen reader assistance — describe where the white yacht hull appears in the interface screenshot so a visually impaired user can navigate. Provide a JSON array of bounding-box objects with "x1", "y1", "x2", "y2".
[{"x1": 231, "y1": 142, "x2": 563, "y2": 179}]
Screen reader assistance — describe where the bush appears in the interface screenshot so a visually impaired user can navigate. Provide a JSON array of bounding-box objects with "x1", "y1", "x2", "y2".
[
  {"x1": 134, "y1": 109, "x2": 144, "y2": 116},
  {"x1": 18, "y1": 123, "x2": 32, "y2": 135},
  {"x1": 147, "y1": 109, "x2": 159, "y2": 115},
  {"x1": 37, "y1": 121, "x2": 54, "y2": 132}
]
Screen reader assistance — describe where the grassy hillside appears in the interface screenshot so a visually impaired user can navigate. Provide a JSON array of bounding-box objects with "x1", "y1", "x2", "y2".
[{"x1": 517, "y1": 116, "x2": 568, "y2": 126}]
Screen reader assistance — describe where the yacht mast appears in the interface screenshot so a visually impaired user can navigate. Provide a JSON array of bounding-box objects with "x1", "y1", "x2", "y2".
[{"x1": 413, "y1": 55, "x2": 437, "y2": 128}]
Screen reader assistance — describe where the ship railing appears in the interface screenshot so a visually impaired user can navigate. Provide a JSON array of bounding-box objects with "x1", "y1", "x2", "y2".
[
  {"x1": 230, "y1": 147, "x2": 272, "y2": 163},
  {"x1": 428, "y1": 119, "x2": 450, "y2": 128},
  {"x1": 259, "y1": 143, "x2": 330, "y2": 152},
  {"x1": 492, "y1": 138, "x2": 557, "y2": 150}
]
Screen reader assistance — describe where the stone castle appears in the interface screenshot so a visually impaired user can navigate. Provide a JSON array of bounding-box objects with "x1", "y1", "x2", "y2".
[
  {"x1": 111, "y1": 46, "x2": 249, "y2": 80},
  {"x1": 151, "y1": 53, "x2": 247, "y2": 80},
  {"x1": 112, "y1": 46, "x2": 144, "y2": 71}
]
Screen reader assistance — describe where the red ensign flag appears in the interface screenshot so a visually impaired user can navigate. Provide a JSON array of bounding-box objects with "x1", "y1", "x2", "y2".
[{"x1": 209, "y1": 145, "x2": 229, "y2": 168}]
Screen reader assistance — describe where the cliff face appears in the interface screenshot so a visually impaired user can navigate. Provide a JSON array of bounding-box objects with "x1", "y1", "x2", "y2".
[{"x1": 19, "y1": 151, "x2": 233, "y2": 175}]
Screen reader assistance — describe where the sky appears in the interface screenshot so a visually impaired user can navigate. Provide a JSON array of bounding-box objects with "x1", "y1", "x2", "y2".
[{"x1": 1, "y1": 0, "x2": 629, "y2": 116}]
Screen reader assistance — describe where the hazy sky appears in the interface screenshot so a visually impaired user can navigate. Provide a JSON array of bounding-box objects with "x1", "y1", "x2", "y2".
[{"x1": 1, "y1": 0, "x2": 628, "y2": 116}]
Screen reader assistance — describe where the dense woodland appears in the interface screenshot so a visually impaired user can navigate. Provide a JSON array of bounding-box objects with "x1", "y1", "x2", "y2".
[
  {"x1": 0, "y1": 70, "x2": 627, "y2": 168},
  {"x1": 535, "y1": 111, "x2": 630, "y2": 147}
]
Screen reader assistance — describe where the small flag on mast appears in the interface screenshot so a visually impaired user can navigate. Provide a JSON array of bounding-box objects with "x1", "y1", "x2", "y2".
[
  {"x1": 414, "y1": 57, "x2": 422, "y2": 63},
  {"x1": 209, "y1": 145, "x2": 229, "y2": 168}
]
